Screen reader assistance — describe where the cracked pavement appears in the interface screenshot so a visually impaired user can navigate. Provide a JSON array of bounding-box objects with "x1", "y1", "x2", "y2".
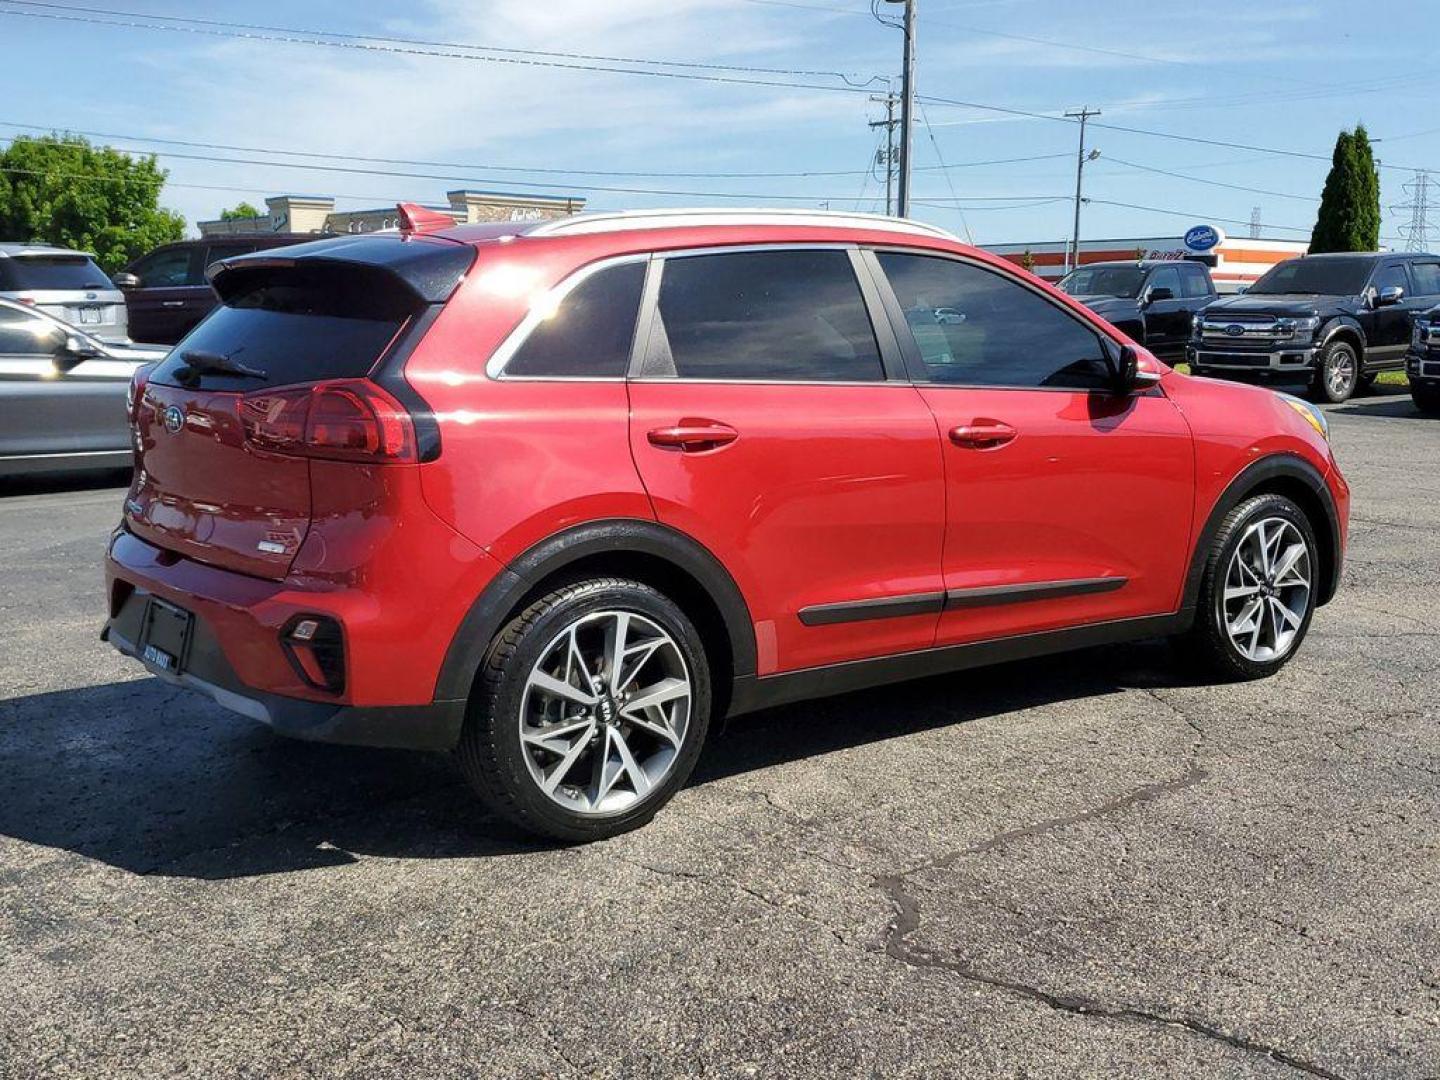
[{"x1": 1, "y1": 390, "x2": 1437, "y2": 1078}]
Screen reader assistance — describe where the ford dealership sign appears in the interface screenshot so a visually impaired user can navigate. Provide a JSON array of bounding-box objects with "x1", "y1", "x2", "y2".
[{"x1": 1184, "y1": 224, "x2": 1224, "y2": 252}]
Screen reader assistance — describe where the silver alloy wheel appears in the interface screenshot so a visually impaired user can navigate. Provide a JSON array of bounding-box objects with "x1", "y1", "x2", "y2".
[
  {"x1": 1326, "y1": 347, "x2": 1357, "y2": 399},
  {"x1": 518, "y1": 610, "x2": 692, "y2": 816},
  {"x1": 1220, "y1": 516, "x2": 1312, "y2": 662}
]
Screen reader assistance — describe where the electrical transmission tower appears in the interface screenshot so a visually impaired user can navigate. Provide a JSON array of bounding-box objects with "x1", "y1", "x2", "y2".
[
  {"x1": 1249, "y1": 207, "x2": 1262, "y2": 239},
  {"x1": 1393, "y1": 171, "x2": 1437, "y2": 252}
]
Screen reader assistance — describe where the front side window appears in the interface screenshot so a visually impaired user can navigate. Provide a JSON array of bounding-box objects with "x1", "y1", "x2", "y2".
[
  {"x1": 132, "y1": 248, "x2": 197, "y2": 288},
  {"x1": 1372, "y1": 263, "x2": 1409, "y2": 296},
  {"x1": 1148, "y1": 265, "x2": 1183, "y2": 298},
  {"x1": 1180, "y1": 264, "x2": 1211, "y2": 298},
  {"x1": 505, "y1": 261, "x2": 645, "y2": 378},
  {"x1": 1409, "y1": 262, "x2": 1440, "y2": 296},
  {"x1": 649, "y1": 249, "x2": 883, "y2": 382},
  {"x1": 878, "y1": 252, "x2": 1112, "y2": 390},
  {"x1": 0, "y1": 305, "x2": 64, "y2": 356}
]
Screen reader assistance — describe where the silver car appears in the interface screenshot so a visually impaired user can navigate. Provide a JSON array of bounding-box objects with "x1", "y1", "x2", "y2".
[
  {"x1": 0, "y1": 243, "x2": 130, "y2": 344},
  {"x1": 0, "y1": 296, "x2": 168, "y2": 477}
]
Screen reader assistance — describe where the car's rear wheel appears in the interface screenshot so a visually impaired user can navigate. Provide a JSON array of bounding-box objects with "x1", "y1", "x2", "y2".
[
  {"x1": 1179, "y1": 493, "x2": 1319, "y2": 681},
  {"x1": 1413, "y1": 383, "x2": 1440, "y2": 415},
  {"x1": 1310, "y1": 340, "x2": 1359, "y2": 403},
  {"x1": 457, "y1": 578, "x2": 711, "y2": 842}
]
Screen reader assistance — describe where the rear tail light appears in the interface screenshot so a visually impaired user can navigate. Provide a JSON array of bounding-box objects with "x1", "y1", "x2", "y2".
[
  {"x1": 239, "y1": 379, "x2": 416, "y2": 463},
  {"x1": 126, "y1": 362, "x2": 155, "y2": 420},
  {"x1": 281, "y1": 615, "x2": 346, "y2": 693}
]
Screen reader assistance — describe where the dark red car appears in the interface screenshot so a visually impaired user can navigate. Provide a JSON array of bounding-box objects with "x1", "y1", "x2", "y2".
[{"x1": 104, "y1": 207, "x2": 1350, "y2": 840}]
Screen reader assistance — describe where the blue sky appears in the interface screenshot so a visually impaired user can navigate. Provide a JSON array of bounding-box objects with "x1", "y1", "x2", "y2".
[{"x1": 3, "y1": 0, "x2": 1436, "y2": 247}]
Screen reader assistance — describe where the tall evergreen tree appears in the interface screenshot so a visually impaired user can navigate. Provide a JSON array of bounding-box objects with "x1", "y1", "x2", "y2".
[{"x1": 1310, "y1": 125, "x2": 1381, "y2": 253}]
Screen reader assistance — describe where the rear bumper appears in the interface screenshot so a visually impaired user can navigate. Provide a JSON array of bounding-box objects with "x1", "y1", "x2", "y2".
[{"x1": 103, "y1": 528, "x2": 474, "y2": 750}]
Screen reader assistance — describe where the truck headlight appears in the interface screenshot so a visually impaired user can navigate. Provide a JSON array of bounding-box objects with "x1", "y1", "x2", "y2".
[
  {"x1": 1413, "y1": 321, "x2": 1428, "y2": 347},
  {"x1": 1275, "y1": 316, "x2": 1320, "y2": 340},
  {"x1": 1277, "y1": 392, "x2": 1328, "y2": 441}
]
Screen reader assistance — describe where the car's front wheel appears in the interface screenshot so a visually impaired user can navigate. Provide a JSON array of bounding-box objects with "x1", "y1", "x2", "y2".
[
  {"x1": 1180, "y1": 493, "x2": 1320, "y2": 681},
  {"x1": 1413, "y1": 383, "x2": 1440, "y2": 415},
  {"x1": 1311, "y1": 340, "x2": 1359, "y2": 404},
  {"x1": 457, "y1": 578, "x2": 711, "y2": 842}
]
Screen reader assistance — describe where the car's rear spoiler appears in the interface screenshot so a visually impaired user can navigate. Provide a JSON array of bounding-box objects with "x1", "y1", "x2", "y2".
[{"x1": 207, "y1": 233, "x2": 476, "y2": 305}]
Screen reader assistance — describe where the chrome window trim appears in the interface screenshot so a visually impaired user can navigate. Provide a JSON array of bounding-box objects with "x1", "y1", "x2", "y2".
[{"x1": 485, "y1": 252, "x2": 652, "y2": 380}]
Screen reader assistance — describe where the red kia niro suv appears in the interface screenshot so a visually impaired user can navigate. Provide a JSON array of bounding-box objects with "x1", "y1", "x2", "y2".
[{"x1": 104, "y1": 206, "x2": 1350, "y2": 841}]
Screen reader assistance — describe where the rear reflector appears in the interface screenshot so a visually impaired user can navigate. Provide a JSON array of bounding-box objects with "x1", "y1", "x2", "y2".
[
  {"x1": 281, "y1": 614, "x2": 346, "y2": 693},
  {"x1": 239, "y1": 379, "x2": 416, "y2": 463}
]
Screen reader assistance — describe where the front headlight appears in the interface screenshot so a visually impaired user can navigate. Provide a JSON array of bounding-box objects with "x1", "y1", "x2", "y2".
[
  {"x1": 1413, "y1": 321, "x2": 1428, "y2": 347},
  {"x1": 1275, "y1": 316, "x2": 1320, "y2": 340},
  {"x1": 1277, "y1": 391, "x2": 1328, "y2": 441}
]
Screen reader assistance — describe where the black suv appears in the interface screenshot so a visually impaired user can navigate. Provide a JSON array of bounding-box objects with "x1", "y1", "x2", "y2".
[
  {"x1": 1058, "y1": 259, "x2": 1216, "y2": 361},
  {"x1": 1405, "y1": 306, "x2": 1440, "y2": 414},
  {"x1": 1189, "y1": 251, "x2": 1440, "y2": 403}
]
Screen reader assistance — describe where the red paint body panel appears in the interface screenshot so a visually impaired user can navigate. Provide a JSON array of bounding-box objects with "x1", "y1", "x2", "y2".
[
  {"x1": 627, "y1": 381, "x2": 945, "y2": 674},
  {"x1": 104, "y1": 217, "x2": 1349, "y2": 734},
  {"x1": 920, "y1": 384, "x2": 1195, "y2": 644}
]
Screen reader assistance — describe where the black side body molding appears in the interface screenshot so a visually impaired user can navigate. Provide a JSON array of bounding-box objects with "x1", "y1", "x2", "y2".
[{"x1": 729, "y1": 612, "x2": 1190, "y2": 717}]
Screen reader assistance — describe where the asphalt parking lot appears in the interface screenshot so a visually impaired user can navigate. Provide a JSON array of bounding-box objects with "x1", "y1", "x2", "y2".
[{"x1": 1, "y1": 389, "x2": 1436, "y2": 1079}]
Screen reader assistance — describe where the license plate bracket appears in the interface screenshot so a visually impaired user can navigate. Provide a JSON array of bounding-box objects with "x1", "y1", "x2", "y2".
[
  {"x1": 77, "y1": 306, "x2": 103, "y2": 324},
  {"x1": 139, "y1": 597, "x2": 194, "y2": 675}
]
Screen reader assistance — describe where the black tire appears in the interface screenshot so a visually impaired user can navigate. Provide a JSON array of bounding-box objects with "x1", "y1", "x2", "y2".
[
  {"x1": 1177, "y1": 493, "x2": 1320, "y2": 682},
  {"x1": 1413, "y1": 383, "x2": 1440, "y2": 415},
  {"x1": 1309, "y1": 339, "x2": 1360, "y2": 404},
  {"x1": 456, "y1": 577, "x2": 712, "y2": 842}
]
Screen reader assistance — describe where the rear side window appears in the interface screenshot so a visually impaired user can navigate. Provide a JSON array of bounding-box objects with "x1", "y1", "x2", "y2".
[
  {"x1": 505, "y1": 261, "x2": 645, "y2": 378},
  {"x1": 150, "y1": 266, "x2": 413, "y2": 391},
  {"x1": 649, "y1": 250, "x2": 883, "y2": 382},
  {"x1": 0, "y1": 256, "x2": 110, "y2": 291},
  {"x1": 878, "y1": 252, "x2": 1112, "y2": 390}
]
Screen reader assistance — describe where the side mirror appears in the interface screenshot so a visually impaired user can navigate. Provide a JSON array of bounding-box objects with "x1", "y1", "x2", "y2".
[
  {"x1": 112, "y1": 272, "x2": 140, "y2": 289},
  {"x1": 1111, "y1": 343, "x2": 1163, "y2": 394},
  {"x1": 51, "y1": 335, "x2": 104, "y2": 375},
  {"x1": 1376, "y1": 285, "x2": 1405, "y2": 307},
  {"x1": 1144, "y1": 286, "x2": 1175, "y2": 305}
]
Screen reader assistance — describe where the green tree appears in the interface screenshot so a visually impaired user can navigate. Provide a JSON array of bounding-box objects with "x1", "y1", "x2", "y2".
[
  {"x1": 1309, "y1": 125, "x2": 1381, "y2": 253},
  {"x1": 218, "y1": 201, "x2": 261, "y2": 221},
  {"x1": 0, "y1": 134, "x2": 185, "y2": 273}
]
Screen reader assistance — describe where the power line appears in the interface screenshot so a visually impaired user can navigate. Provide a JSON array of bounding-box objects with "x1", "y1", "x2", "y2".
[
  {"x1": 0, "y1": 2, "x2": 882, "y2": 96},
  {"x1": 1101, "y1": 156, "x2": 1320, "y2": 203},
  {"x1": 0, "y1": 133, "x2": 1065, "y2": 206},
  {"x1": 0, "y1": 0, "x2": 883, "y2": 84},
  {"x1": 1086, "y1": 197, "x2": 1312, "y2": 236},
  {"x1": 0, "y1": 119, "x2": 1070, "y2": 180},
  {"x1": 916, "y1": 100, "x2": 972, "y2": 243}
]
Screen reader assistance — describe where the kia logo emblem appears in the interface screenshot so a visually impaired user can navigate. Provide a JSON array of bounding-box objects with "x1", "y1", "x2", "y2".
[
  {"x1": 1224, "y1": 324, "x2": 1245, "y2": 337},
  {"x1": 162, "y1": 405, "x2": 185, "y2": 434}
]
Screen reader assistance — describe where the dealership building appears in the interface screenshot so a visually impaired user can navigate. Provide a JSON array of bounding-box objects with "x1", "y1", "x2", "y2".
[
  {"x1": 985, "y1": 226, "x2": 1309, "y2": 292},
  {"x1": 197, "y1": 189, "x2": 586, "y2": 238}
]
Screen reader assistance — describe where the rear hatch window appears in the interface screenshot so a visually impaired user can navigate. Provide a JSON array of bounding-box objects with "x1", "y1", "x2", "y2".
[
  {"x1": 0, "y1": 255, "x2": 111, "y2": 291},
  {"x1": 128, "y1": 264, "x2": 421, "y2": 580},
  {"x1": 148, "y1": 264, "x2": 414, "y2": 392}
]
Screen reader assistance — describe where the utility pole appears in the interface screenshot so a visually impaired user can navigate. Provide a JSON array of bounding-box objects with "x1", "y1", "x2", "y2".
[
  {"x1": 1064, "y1": 106, "x2": 1100, "y2": 273},
  {"x1": 882, "y1": 0, "x2": 917, "y2": 217},
  {"x1": 869, "y1": 92, "x2": 899, "y2": 215}
]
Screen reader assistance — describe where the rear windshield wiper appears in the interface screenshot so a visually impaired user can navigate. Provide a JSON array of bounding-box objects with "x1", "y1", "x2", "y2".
[{"x1": 178, "y1": 349, "x2": 267, "y2": 380}]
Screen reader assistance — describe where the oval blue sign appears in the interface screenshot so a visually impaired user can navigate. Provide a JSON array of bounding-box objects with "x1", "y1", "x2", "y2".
[{"x1": 1184, "y1": 225, "x2": 1221, "y2": 251}]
